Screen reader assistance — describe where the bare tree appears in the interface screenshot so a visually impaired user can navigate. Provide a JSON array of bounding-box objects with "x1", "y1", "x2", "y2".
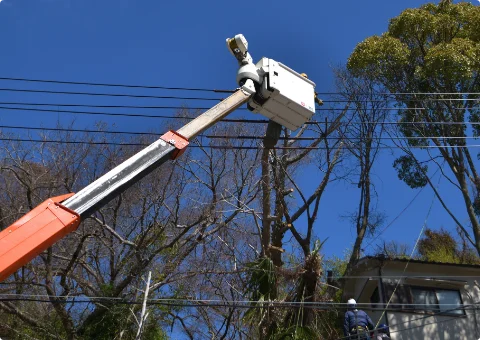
[
  {"x1": 0, "y1": 119, "x2": 263, "y2": 339},
  {"x1": 333, "y1": 67, "x2": 390, "y2": 273}
]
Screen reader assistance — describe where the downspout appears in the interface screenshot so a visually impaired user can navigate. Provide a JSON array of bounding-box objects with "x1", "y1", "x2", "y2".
[
  {"x1": 463, "y1": 289, "x2": 479, "y2": 338},
  {"x1": 378, "y1": 257, "x2": 390, "y2": 331}
]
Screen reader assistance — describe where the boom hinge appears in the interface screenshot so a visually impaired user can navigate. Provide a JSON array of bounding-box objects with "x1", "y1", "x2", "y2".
[{"x1": 160, "y1": 130, "x2": 189, "y2": 159}]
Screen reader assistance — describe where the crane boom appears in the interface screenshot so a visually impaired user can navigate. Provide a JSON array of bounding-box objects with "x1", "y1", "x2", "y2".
[
  {"x1": 0, "y1": 33, "x2": 318, "y2": 283},
  {"x1": 0, "y1": 88, "x2": 251, "y2": 283}
]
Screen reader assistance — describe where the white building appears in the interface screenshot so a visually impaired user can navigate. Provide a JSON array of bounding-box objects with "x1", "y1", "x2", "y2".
[{"x1": 342, "y1": 256, "x2": 480, "y2": 339}]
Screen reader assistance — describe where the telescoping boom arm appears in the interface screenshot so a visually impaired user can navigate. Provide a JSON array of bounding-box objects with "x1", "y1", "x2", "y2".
[{"x1": 0, "y1": 34, "x2": 317, "y2": 283}]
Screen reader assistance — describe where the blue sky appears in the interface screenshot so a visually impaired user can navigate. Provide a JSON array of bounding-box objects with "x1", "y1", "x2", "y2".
[{"x1": 1, "y1": 0, "x2": 479, "y2": 259}]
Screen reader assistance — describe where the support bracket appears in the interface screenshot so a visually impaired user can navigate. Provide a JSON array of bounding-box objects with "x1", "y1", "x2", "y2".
[{"x1": 160, "y1": 130, "x2": 189, "y2": 159}]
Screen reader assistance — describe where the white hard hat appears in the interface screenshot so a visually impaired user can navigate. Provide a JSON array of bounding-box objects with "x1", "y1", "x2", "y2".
[{"x1": 347, "y1": 299, "x2": 357, "y2": 308}]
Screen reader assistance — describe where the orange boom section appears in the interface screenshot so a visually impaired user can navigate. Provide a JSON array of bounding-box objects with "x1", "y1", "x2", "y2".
[{"x1": 0, "y1": 193, "x2": 81, "y2": 282}]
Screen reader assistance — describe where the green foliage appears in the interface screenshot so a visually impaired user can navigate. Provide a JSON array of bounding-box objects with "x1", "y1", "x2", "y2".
[
  {"x1": 347, "y1": 0, "x2": 480, "y2": 150},
  {"x1": 272, "y1": 325, "x2": 318, "y2": 340},
  {"x1": 81, "y1": 304, "x2": 134, "y2": 340},
  {"x1": 393, "y1": 155, "x2": 428, "y2": 188},
  {"x1": 423, "y1": 38, "x2": 480, "y2": 83},
  {"x1": 243, "y1": 257, "x2": 279, "y2": 338},
  {"x1": 81, "y1": 304, "x2": 168, "y2": 340},
  {"x1": 377, "y1": 240, "x2": 411, "y2": 259},
  {"x1": 474, "y1": 195, "x2": 480, "y2": 216},
  {"x1": 417, "y1": 228, "x2": 480, "y2": 264},
  {"x1": 348, "y1": 1, "x2": 480, "y2": 89},
  {"x1": 347, "y1": 35, "x2": 410, "y2": 82},
  {"x1": 346, "y1": 1, "x2": 480, "y2": 194},
  {"x1": 245, "y1": 257, "x2": 277, "y2": 301},
  {"x1": 141, "y1": 321, "x2": 169, "y2": 340},
  {"x1": 418, "y1": 228, "x2": 458, "y2": 263}
]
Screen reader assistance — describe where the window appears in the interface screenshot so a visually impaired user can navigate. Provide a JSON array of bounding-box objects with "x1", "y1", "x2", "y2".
[
  {"x1": 411, "y1": 287, "x2": 438, "y2": 313},
  {"x1": 383, "y1": 284, "x2": 412, "y2": 310},
  {"x1": 436, "y1": 289, "x2": 464, "y2": 315},
  {"x1": 410, "y1": 287, "x2": 464, "y2": 315},
  {"x1": 383, "y1": 284, "x2": 464, "y2": 315},
  {"x1": 370, "y1": 287, "x2": 380, "y2": 309}
]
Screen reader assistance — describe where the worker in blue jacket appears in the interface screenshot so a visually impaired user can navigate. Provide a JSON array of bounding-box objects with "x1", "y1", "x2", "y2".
[{"x1": 343, "y1": 299, "x2": 375, "y2": 340}]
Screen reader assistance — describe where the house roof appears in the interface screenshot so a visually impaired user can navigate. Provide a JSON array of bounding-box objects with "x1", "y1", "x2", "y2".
[
  {"x1": 357, "y1": 255, "x2": 480, "y2": 270},
  {"x1": 341, "y1": 255, "x2": 480, "y2": 302}
]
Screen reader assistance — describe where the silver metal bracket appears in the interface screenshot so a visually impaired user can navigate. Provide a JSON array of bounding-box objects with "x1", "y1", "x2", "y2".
[{"x1": 241, "y1": 79, "x2": 256, "y2": 96}]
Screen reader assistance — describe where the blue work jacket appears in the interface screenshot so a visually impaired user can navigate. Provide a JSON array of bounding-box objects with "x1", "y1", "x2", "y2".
[{"x1": 343, "y1": 309, "x2": 374, "y2": 336}]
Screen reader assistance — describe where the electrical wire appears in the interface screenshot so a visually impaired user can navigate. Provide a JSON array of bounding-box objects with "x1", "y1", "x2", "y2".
[
  {"x1": 0, "y1": 87, "x2": 479, "y2": 104},
  {"x1": 0, "y1": 101, "x2": 220, "y2": 110},
  {"x1": 0, "y1": 76, "x2": 234, "y2": 93},
  {"x1": 375, "y1": 179, "x2": 439, "y2": 328},
  {"x1": 0, "y1": 101, "x2": 461, "y2": 112},
  {"x1": 0, "y1": 106, "x2": 261, "y2": 122},
  {"x1": 3, "y1": 103, "x2": 480, "y2": 127},
  {"x1": 315, "y1": 91, "x2": 480, "y2": 96},
  {"x1": 206, "y1": 135, "x2": 479, "y2": 141},
  {"x1": 0, "y1": 294, "x2": 473, "y2": 339},
  {"x1": 335, "y1": 307, "x2": 477, "y2": 340},
  {"x1": 1, "y1": 124, "x2": 479, "y2": 142},
  {"x1": 4, "y1": 75, "x2": 479, "y2": 96},
  {"x1": 0, "y1": 88, "x2": 224, "y2": 101},
  {"x1": 0, "y1": 293, "x2": 473, "y2": 309},
  {"x1": 1, "y1": 137, "x2": 480, "y2": 150},
  {"x1": 321, "y1": 98, "x2": 480, "y2": 103},
  {"x1": 361, "y1": 167, "x2": 441, "y2": 252}
]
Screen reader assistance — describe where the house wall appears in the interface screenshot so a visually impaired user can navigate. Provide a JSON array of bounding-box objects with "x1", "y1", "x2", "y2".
[{"x1": 374, "y1": 262, "x2": 480, "y2": 340}]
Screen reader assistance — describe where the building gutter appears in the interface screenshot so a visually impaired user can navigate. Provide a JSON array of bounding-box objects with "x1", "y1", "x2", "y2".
[{"x1": 378, "y1": 257, "x2": 390, "y2": 330}]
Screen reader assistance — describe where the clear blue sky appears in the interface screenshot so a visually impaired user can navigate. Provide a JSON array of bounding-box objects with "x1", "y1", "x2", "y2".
[{"x1": 1, "y1": 0, "x2": 478, "y2": 259}]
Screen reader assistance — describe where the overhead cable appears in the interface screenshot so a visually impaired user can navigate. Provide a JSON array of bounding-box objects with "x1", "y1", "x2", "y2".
[
  {"x1": 2, "y1": 104, "x2": 480, "y2": 127},
  {"x1": 0, "y1": 124, "x2": 478, "y2": 141},
  {"x1": 375, "y1": 179, "x2": 439, "y2": 328},
  {"x1": 0, "y1": 137, "x2": 479, "y2": 150},
  {"x1": 0, "y1": 106, "x2": 260, "y2": 122},
  {"x1": 0, "y1": 76, "x2": 234, "y2": 93},
  {"x1": 0, "y1": 88, "x2": 223, "y2": 101},
  {"x1": 0, "y1": 87, "x2": 478, "y2": 103},
  {"x1": 0, "y1": 101, "x2": 460, "y2": 111},
  {"x1": 1, "y1": 76, "x2": 478, "y2": 96}
]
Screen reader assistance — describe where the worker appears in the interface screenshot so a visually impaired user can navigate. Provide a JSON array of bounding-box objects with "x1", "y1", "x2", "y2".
[
  {"x1": 343, "y1": 298, "x2": 374, "y2": 340},
  {"x1": 376, "y1": 324, "x2": 391, "y2": 339}
]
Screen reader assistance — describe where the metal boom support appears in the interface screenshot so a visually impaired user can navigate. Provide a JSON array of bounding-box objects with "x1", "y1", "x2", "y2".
[{"x1": 0, "y1": 89, "x2": 250, "y2": 282}]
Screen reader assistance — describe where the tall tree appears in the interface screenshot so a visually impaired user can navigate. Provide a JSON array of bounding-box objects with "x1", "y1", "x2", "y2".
[
  {"x1": 334, "y1": 67, "x2": 389, "y2": 270},
  {"x1": 347, "y1": 0, "x2": 480, "y2": 255},
  {"x1": 244, "y1": 104, "x2": 347, "y2": 339},
  {"x1": 0, "y1": 119, "x2": 263, "y2": 339}
]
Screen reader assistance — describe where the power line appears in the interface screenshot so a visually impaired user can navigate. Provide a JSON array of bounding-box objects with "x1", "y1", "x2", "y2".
[
  {"x1": 0, "y1": 76, "x2": 234, "y2": 93},
  {"x1": 0, "y1": 88, "x2": 223, "y2": 101},
  {"x1": 322, "y1": 98, "x2": 480, "y2": 103},
  {"x1": 375, "y1": 178, "x2": 439, "y2": 328},
  {"x1": 3, "y1": 104, "x2": 480, "y2": 127},
  {"x1": 0, "y1": 101, "x2": 460, "y2": 112},
  {"x1": 0, "y1": 106, "x2": 261, "y2": 122},
  {"x1": 0, "y1": 293, "x2": 473, "y2": 309},
  {"x1": 1, "y1": 137, "x2": 480, "y2": 150},
  {"x1": 0, "y1": 101, "x2": 221, "y2": 110},
  {"x1": 334, "y1": 299, "x2": 480, "y2": 340},
  {"x1": 1, "y1": 87, "x2": 479, "y2": 103},
  {"x1": 1, "y1": 294, "x2": 473, "y2": 339},
  {"x1": 361, "y1": 167, "x2": 440, "y2": 251},
  {"x1": 0, "y1": 299, "x2": 473, "y2": 340},
  {"x1": 1, "y1": 76, "x2": 478, "y2": 97},
  {"x1": 336, "y1": 308, "x2": 477, "y2": 340},
  {"x1": 1, "y1": 124, "x2": 479, "y2": 142},
  {"x1": 317, "y1": 91, "x2": 480, "y2": 96},
  {"x1": 208, "y1": 135, "x2": 479, "y2": 141}
]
